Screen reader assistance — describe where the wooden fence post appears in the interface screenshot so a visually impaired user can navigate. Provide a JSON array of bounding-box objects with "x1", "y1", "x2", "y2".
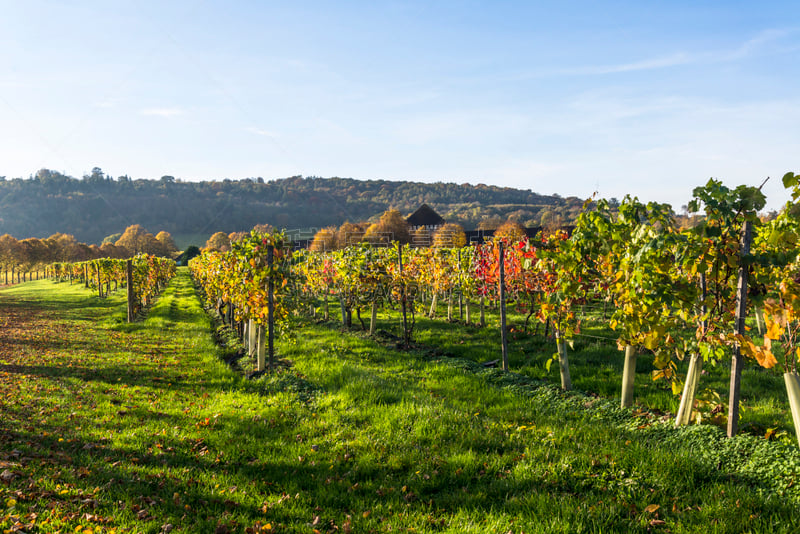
[
  {"x1": 620, "y1": 345, "x2": 636, "y2": 408},
  {"x1": 499, "y1": 242, "x2": 509, "y2": 371},
  {"x1": 126, "y1": 259, "x2": 134, "y2": 323},
  {"x1": 256, "y1": 325, "x2": 266, "y2": 371},
  {"x1": 95, "y1": 264, "x2": 103, "y2": 298},
  {"x1": 728, "y1": 220, "x2": 752, "y2": 438},
  {"x1": 267, "y1": 245, "x2": 275, "y2": 370},
  {"x1": 247, "y1": 319, "x2": 257, "y2": 358},
  {"x1": 398, "y1": 242, "x2": 409, "y2": 348}
]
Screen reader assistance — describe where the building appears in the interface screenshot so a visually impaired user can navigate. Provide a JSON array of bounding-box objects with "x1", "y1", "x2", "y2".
[{"x1": 405, "y1": 204, "x2": 445, "y2": 231}]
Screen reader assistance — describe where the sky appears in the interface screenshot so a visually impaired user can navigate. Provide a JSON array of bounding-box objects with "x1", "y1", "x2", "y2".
[{"x1": 1, "y1": 0, "x2": 798, "y2": 212}]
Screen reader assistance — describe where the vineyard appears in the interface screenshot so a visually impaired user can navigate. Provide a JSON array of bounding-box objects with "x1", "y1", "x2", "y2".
[
  {"x1": 190, "y1": 175, "x2": 800, "y2": 445},
  {"x1": 4, "y1": 176, "x2": 800, "y2": 532}
]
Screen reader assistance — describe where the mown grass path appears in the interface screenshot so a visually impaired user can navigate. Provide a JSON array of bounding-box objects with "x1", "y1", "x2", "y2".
[{"x1": 2, "y1": 270, "x2": 800, "y2": 533}]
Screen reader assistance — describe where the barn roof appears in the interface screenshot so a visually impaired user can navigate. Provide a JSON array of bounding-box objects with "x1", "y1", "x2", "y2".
[{"x1": 406, "y1": 204, "x2": 445, "y2": 227}]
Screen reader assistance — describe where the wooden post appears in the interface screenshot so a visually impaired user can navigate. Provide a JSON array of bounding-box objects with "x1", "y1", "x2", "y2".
[
  {"x1": 126, "y1": 259, "x2": 134, "y2": 322},
  {"x1": 556, "y1": 330, "x2": 572, "y2": 391},
  {"x1": 499, "y1": 242, "x2": 509, "y2": 371},
  {"x1": 267, "y1": 245, "x2": 275, "y2": 370},
  {"x1": 247, "y1": 319, "x2": 257, "y2": 358},
  {"x1": 398, "y1": 242, "x2": 409, "y2": 348},
  {"x1": 676, "y1": 272, "x2": 708, "y2": 426},
  {"x1": 256, "y1": 325, "x2": 266, "y2": 371},
  {"x1": 96, "y1": 264, "x2": 103, "y2": 298},
  {"x1": 754, "y1": 306, "x2": 764, "y2": 336},
  {"x1": 675, "y1": 354, "x2": 704, "y2": 426},
  {"x1": 479, "y1": 296, "x2": 486, "y2": 327},
  {"x1": 620, "y1": 345, "x2": 636, "y2": 408},
  {"x1": 447, "y1": 290, "x2": 453, "y2": 321},
  {"x1": 728, "y1": 221, "x2": 752, "y2": 438},
  {"x1": 84, "y1": 265, "x2": 89, "y2": 288},
  {"x1": 457, "y1": 250, "x2": 464, "y2": 320}
]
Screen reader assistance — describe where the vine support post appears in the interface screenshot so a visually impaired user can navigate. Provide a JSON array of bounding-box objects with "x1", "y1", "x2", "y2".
[
  {"x1": 457, "y1": 250, "x2": 464, "y2": 320},
  {"x1": 754, "y1": 306, "x2": 764, "y2": 336},
  {"x1": 84, "y1": 264, "x2": 89, "y2": 288},
  {"x1": 398, "y1": 242, "x2": 410, "y2": 348},
  {"x1": 267, "y1": 245, "x2": 275, "y2": 370},
  {"x1": 676, "y1": 272, "x2": 708, "y2": 426},
  {"x1": 784, "y1": 373, "x2": 800, "y2": 448},
  {"x1": 555, "y1": 329, "x2": 572, "y2": 391},
  {"x1": 479, "y1": 296, "x2": 486, "y2": 327},
  {"x1": 620, "y1": 345, "x2": 636, "y2": 408},
  {"x1": 727, "y1": 220, "x2": 752, "y2": 438},
  {"x1": 499, "y1": 242, "x2": 509, "y2": 371},
  {"x1": 126, "y1": 259, "x2": 134, "y2": 323},
  {"x1": 428, "y1": 292, "x2": 438, "y2": 318},
  {"x1": 675, "y1": 354, "x2": 704, "y2": 426},
  {"x1": 95, "y1": 263, "x2": 103, "y2": 298},
  {"x1": 247, "y1": 319, "x2": 257, "y2": 358},
  {"x1": 256, "y1": 325, "x2": 266, "y2": 371},
  {"x1": 369, "y1": 298, "x2": 378, "y2": 336},
  {"x1": 447, "y1": 290, "x2": 453, "y2": 321}
]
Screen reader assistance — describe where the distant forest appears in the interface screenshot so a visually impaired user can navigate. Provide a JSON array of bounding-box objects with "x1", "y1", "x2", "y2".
[{"x1": 0, "y1": 168, "x2": 589, "y2": 245}]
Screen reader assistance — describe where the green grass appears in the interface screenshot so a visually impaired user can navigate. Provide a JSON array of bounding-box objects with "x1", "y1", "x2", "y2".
[
  {"x1": 346, "y1": 297, "x2": 797, "y2": 441},
  {"x1": 2, "y1": 275, "x2": 800, "y2": 533}
]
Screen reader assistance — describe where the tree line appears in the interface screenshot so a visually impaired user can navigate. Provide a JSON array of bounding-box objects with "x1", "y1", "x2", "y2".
[
  {"x1": 200, "y1": 209, "x2": 532, "y2": 253},
  {"x1": 0, "y1": 168, "x2": 584, "y2": 244},
  {"x1": 0, "y1": 225, "x2": 178, "y2": 284}
]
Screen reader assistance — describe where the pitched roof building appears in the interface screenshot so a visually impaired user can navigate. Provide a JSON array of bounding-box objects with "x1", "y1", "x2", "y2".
[{"x1": 406, "y1": 204, "x2": 445, "y2": 230}]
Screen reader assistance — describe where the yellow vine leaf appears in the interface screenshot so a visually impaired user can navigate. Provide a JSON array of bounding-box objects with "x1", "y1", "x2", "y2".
[{"x1": 764, "y1": 316, "x2": 783, "y2": 340}]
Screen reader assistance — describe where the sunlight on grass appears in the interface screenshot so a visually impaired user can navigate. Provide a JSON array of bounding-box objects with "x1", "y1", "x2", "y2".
[{"x1": 2, "y1": 274, "x2": 800, "y2": 533}]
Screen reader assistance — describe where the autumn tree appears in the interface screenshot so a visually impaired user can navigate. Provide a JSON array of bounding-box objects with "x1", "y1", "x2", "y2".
[
  {"x1": 155, "y1": 231, "x2": 179, "y2": 256},
  {"x1": 310, "y1": 226, "x2": 338, "y2": 252},
  {"x1": 363, "y1": 209, "x2": 411, "y2": 245},
  {"x1": 115, "y1": 225, "x2": 151, "y2": 256},
  {"x1": 18, "y1": 238, "x2": 49, "y2": 276},
  {"x1": 228, "y1": 231, "x2": 248, "y2": 245},
  {"x1": 204, "y1": 231, "x2": 231, "y2": 252},
  {"x1": 493, "y1": 221, "x2": 527, "y2": 241},
  {"x1": 44, "y1": 233, "x2": 88, "y2": 262},
  {"x1": 102, "y1": 233, "x2": 122, "y2": 245},
  {"x1": 99, "y1": 242, "x2": 129, "y2": 259},
  {"x1": 335, "y1": 222, "x2": 366, "y2": 248},
  {"x1": 0, "y1": 234, "x2": 21, "y2": 283},
  {"x1": 432, "y1": 223, "x2": 467, "y2": 248}
]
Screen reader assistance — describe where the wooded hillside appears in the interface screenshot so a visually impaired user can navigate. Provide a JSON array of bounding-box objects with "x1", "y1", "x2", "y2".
[{"x1": 0, "y1": 168, "x2": 587, "y2": 244}]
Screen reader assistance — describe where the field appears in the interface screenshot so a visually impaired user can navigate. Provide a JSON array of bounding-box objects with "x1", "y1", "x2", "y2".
[{"x1": 2, "y1": 270, "x2": 800, "y2": 533}]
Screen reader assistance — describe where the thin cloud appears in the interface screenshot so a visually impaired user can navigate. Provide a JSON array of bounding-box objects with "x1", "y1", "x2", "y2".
[
  {"x1": 246, "y1": 127, "x2": 279, "y2": 138},
  {"x1": 140, "y1": 107, "x2": 183, "y2": 118},
  {"x1": 570, "y1": 53, "x2": 693, "y2": 75},
  {"x1": 558, "y1": 28, "x2": 796, "y2": 78},
  {"x1": 728, "y1": 28, "x2": 796, "y2": 59}
]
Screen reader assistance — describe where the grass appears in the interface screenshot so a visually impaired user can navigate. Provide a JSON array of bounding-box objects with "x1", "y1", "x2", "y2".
[
  {"x1": 1, "y1": 274, "x2": 800, "y2": 533},
  {"x1": 346, "y1": 296, "x2": 797, "y2": 441}
]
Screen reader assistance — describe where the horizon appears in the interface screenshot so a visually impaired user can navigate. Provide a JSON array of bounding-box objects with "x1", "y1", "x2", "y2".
[{"x1": 1, "y1": 1, "x2": 798, "y2": 211}]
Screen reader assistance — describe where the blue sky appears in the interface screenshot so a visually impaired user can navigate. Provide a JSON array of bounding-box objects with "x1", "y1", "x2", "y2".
[{"x1": 1, "y1": 1, "x2": 798, "y2": 211}]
